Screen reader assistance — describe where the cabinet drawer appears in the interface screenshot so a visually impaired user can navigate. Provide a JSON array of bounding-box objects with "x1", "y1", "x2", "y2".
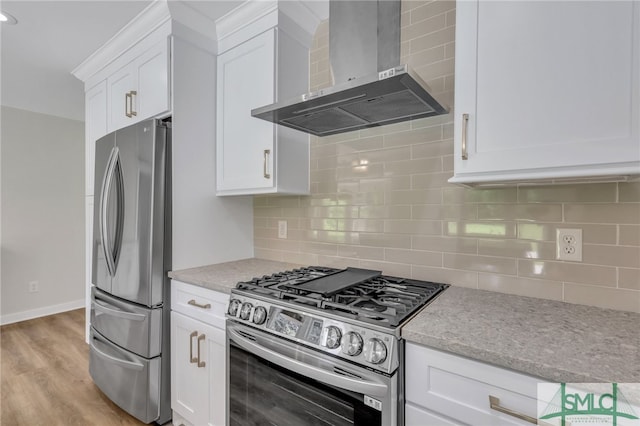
[
  {"x1": 171, "y1": 280, "x2": 228, "y2": 328},
  {"x1": 406, "y1": 402, "x2": 460, "y2": 426},
  {"x1": 406, "y1": 343, "x2": 541, "y2": 425}
]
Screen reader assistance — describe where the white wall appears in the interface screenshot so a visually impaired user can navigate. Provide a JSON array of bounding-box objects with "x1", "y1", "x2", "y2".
[{"x1": 1, "y1": 106, "x2": 85, "y2": 324}]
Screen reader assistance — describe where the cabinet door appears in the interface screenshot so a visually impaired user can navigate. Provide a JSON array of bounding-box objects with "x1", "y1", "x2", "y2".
[
  {"x1": 451, "y1": 1, "x2": 640, "y2": 184},
  {"x1": 107, "y1": 63, "x2": 136, "y2": 132},
  {"x1": 171, "y1": 311, "x2": 226, "y2": 426},
  {"x1": 136, "y1": 39, "x2": 170, "y2": 122},
  {"x1": 205, "y1": 323, "x2": 226, "y2": 426},
  {"x1": 405, "y1": 343, "x2": 539, "y2": 425},
  {"x1": 217, "y1": 29, "x2": 275, "y2": 193},
  {"x1": 106, "y1": 40, "x2": 170, "y2": 133},
  {"x1": 85, "y1": 82, "x2": 107, "y2": 196},
  {"x1": 405, "y1": 402, "x2": 461, "y2": 426}
]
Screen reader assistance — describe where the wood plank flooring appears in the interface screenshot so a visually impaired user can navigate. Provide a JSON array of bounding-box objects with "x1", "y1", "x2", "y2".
[{"x1": 1, "y1": 309, "x2": 161, "y2": 426}]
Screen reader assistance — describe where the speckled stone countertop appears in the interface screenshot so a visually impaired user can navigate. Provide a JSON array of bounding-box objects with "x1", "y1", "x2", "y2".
[
  {"x1": 170, "y1": 259, "x2": 639, "y2": 384},
  {"x1": 168, "y1": 258, "x2": 303, "y2": 294},
  {"x1": 402, "y1": 286, "x2": 640, "y2": 383}
]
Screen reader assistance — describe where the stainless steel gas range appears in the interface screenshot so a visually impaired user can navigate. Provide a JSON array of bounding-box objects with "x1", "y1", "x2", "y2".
[{"x1": 225, "y1": 266, "x2": 449, "y2": 426}]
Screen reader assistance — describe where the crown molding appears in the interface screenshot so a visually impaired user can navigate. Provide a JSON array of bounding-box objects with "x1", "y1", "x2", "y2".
[
  {"x1": 72, "y1": 0, "x2": 326, "y2": 83},
  {"x1": 72, "y1": 0, "x2": 171, "y2": 82},
  {"x1": 167, "y1": 1, "x2": 219, "y2": 43},
  {"x1": 215, "y1": 0, "x2": 323, "y2": 52},
  {"x1": 215, "y1": 1, "x2": 278, "y2": 45}
]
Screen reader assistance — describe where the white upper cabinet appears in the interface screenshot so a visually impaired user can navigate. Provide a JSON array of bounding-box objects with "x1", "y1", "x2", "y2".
[
  {"x1": 215, "y1": 5, "x2": 314, "y2": 196},
  {"x1": 217, "y1": 29, "x2": 280, "y2": 194},
  {"x1": 450, "y1": 1, "x2": 640, "y2": 185},
  {"x1": 107, "y1": 39, "x2": 170, "y2": 132}
]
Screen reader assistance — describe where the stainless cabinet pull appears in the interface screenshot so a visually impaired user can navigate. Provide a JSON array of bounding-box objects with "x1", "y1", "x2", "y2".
[
  {"x1": 129, "y1": 90, "x2": 137, "y2": 117},
  {"x1": 263, "y1": 149, "x2": 271, "y2": 179},
  {"x1": 189, "y1": 331, "x2": 198, "y2": 363},
  {"x1": 461, "y1": 113, "x2": 469, "y2": 160},
  {"x1": 197, "y1": 334, "x2": 206, "y2": 368},
  {"x1": 188, "y1": 299, "x2": 211, "y2": 309},
  {"x1": 489, "y1": 395, "x2": 537, "y2": 424},
  {"x1": 125, "y1": 92, "x2": 131, "y2": 118}
]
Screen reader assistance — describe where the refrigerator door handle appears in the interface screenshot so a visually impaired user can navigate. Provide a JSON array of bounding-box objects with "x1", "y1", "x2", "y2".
[
  {"x1": 91, "y1": 333, "x2": 145, "y2": 371},
  {"x1": 99, "y1": 147, "x2": 124, "y2": 277},
  {"x1": 93, "y1": 298, "x2": 147, "y2": 322}
]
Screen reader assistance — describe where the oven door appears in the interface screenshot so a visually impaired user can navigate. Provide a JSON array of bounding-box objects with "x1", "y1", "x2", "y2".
[{"x1": 227, "y1": 321, "x2": 397, "y2": 426}]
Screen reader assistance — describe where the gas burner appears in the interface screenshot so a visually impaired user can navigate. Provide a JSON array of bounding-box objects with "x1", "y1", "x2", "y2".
[
  {"x1": 235, "y1": 266, "x2": 449, "y2": 328},
  {"x1": 353, "y1": 298, "x2": 387, "y2": 313}
]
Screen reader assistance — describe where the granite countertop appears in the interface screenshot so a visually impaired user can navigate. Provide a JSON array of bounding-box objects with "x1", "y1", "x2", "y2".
[
  {"x1": 402, "y1": 286, "x2": 640, "y2": 384},
  {"x1": 168, "y1": 258, "x2": 303, "y2": 294},
  {"x1": 170, "y1": 258, "x2": 639, "y2": 384}
]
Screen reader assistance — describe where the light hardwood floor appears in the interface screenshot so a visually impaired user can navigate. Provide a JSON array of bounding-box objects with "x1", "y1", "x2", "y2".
[{"x1": 1, "y1": 309, "x2": 163, "y2": 426}]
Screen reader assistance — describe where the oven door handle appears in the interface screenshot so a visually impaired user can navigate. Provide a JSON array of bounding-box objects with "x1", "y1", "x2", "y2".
[{"x1": 228, "y1": 323, "x2": 389, "y2": 397}]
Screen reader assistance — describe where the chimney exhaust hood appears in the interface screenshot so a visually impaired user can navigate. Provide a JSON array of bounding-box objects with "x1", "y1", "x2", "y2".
[{"x1": 251, "y1": 0, "x2": 449, "y2": 137}]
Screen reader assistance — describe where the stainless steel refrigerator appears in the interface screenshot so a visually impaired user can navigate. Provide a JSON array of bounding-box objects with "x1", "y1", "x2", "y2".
[{"x1": 89, "y1": 119, "x2": 171, "y2": 425}]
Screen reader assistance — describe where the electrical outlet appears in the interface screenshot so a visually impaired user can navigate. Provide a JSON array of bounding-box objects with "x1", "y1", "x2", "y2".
[
  {"x1": 278, "y1": 220, "x2": 288, "y2": 239},
  {"x1": 556, "y1": 228, "x2": 582, "y2": 262},
  {"x1": 28, "y1": 280, "x2": 39, "y2": 293}
]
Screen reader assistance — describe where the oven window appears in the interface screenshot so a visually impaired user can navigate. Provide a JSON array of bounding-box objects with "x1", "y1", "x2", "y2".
[{"x1": 229, "y1": 343, "x2": 382, "y2": 426}]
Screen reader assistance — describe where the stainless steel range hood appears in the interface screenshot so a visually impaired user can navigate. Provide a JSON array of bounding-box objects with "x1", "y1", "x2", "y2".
[{"x1": 251, "y1": 0, "x2": 449, "y2": 137}]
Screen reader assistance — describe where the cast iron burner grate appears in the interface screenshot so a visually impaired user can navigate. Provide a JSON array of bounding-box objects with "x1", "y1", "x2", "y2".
[{"x1": 236, "y1": 266, "x2": 448, "y2": 328}]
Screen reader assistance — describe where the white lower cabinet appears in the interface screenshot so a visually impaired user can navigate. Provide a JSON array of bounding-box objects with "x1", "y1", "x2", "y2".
[
  {"x1": 405, "y1": 343, "x2": 541, "y2": 425},
  {"x1": 171, "y1": 281, "x2": 228, "y2": 426},
  {"x1": 406, "y1": 402, "x2": 460, "y2": 426}
]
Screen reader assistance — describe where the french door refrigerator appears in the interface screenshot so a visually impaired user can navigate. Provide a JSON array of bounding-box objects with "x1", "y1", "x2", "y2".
[{"x1": 89, "y1": 119, "x2": 171, "y2": 425}]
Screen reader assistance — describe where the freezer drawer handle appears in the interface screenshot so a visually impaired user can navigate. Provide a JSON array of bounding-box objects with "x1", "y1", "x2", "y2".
[
  {"x1": 489, "y1": 395, "x2": 537, "y2": 424},
  {"x1": 91, "y1": 337, "x2": 144, "y2": 371},
  {"x1": 197, "y1": 334, "x2": 206, "y2": 368},
  {"x1": 188, "y1": 299, "x2": 211, "y2": 310},
  {"x1": 189, "y1": 331, "x2": 198, "y2": 364},
  {"x1": 93, "y1": 299, "x2": 147, "y2": 322}
]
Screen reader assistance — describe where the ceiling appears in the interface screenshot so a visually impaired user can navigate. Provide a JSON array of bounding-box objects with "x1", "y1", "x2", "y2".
[{"x1": 0, "y1": 0, "x2": 280, "y2": 122}]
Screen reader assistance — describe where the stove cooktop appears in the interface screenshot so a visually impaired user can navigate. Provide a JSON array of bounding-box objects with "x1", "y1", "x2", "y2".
[{"x1": 235, "y1": 266, "x2": 449, "y2": 328}]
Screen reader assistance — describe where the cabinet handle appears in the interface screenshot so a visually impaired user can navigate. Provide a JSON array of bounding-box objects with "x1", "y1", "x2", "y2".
[
  {"x1": 129, "y1": 90, "x2": 137, "y2": 117},
  {"x1": 188, "y1": 299, "x2": 211, "y2": 309},
  {"x1": 125, "y1": 92, "x2": 132, "y2": 118},
  {"x1": 461, "y1": 113, "x2": 469, "y2": 160},
  {"x1": 197, "y1": 334, "x2": 206, "y2": 368},
  {"x1": 489, "y1": 395, "x2": 537, "y2": 424},
  {"x1": 189, "y1": 331, "x2": 198, "y2": 363},
  {"x1": 263, "y1": 149, "x2": 271, "y2": 179}
]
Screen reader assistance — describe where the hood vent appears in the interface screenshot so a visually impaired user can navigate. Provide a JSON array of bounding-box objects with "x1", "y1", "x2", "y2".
[{"x1": 251, "y1": 0, "x2": 448, "y2": 137}]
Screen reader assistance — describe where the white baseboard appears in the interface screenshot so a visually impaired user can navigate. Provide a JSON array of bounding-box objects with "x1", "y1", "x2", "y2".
[{"x1": 0, "y1": 299, "x2": 85, "y2": 325}]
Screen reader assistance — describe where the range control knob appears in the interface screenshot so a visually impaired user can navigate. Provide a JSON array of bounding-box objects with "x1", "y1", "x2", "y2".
[
  {"x1": 239, "y1": 302, "x2": 253, "y2": 321},
  {"x1": 363, "y1": 338, "x2": 388, "y2": 364},
  {"x1": 252, "y1": 306, "x2": 268, "y2": 325},
  {"x1": 325, "y1": 326, "x2": 342, "y2": 349},
  {"x1": 227, "y1": 299, "x2": 242, "y2": 317},
  {"x1": 342, "y1": 331, "x2": 363, "y2": 356}
]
